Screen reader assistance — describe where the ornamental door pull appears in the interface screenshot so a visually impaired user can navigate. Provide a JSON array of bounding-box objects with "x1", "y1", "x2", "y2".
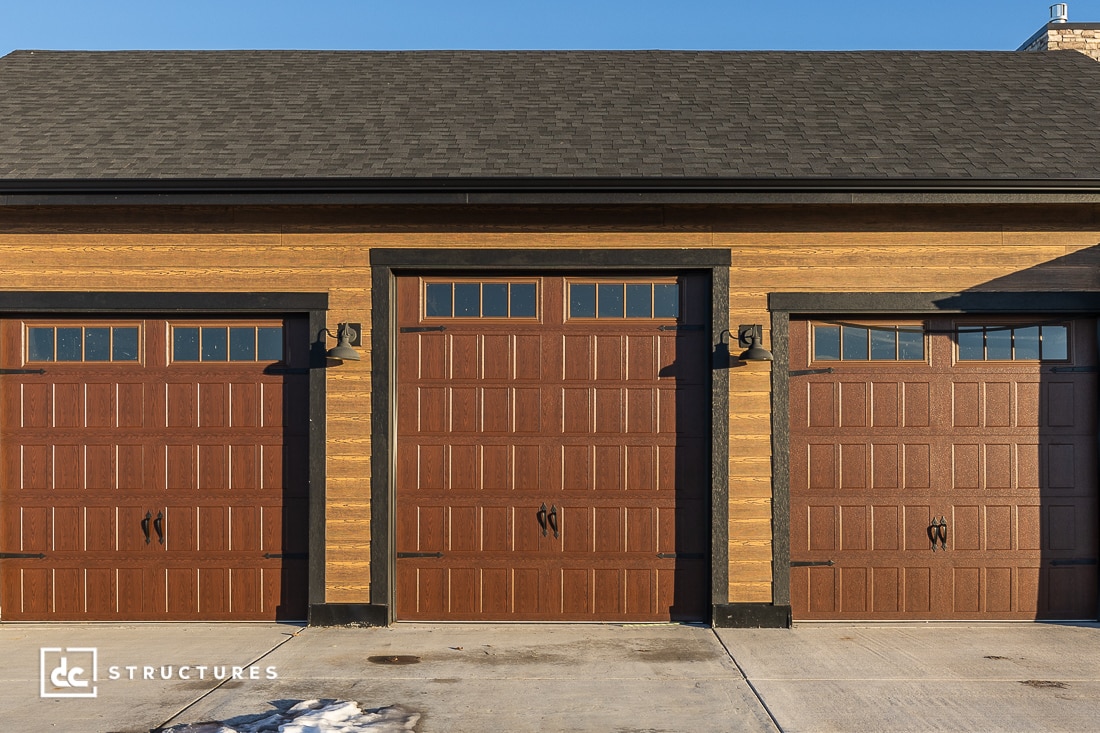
[
  {"x1": 537, "y1": 504, "x2": 549, "y2": 537},
  {"x1": 929, "y1": 517, "x2": 948, "y2": 552}
]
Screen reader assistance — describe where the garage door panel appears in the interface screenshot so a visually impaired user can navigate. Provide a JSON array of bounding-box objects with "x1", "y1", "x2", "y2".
[
  {"x1": 199, "y1": 568, "x2": 229, "y2": 614},
  {"x1": 872, "y1": 567, "x2": 901, "y2": 612},
  {"x1": 52, "y1": 444, "x2": 81, "y2": 489},
  {"x1": 117, "y1": 383, "x2": 146, "y2": 427},
  {"x1": 871, "y1": 505, "x2": 901, "y2": 551},
  {"x1": 198, "y1": 383, "x2": 228, "y2": 427},
  {"x1": 198, "y1": 506, "x2": 228, "y2": 551},
  {"x1": 807, "y1": 444, "x2": 836, "y2": 490},
  {"x1": 2, "y1": 317, "x2": 308, "y2": 620},
  {"x1": 871, "y1": 381, "x2": 900, "y2": 427},
  {"x1": 52, "y1": 506, "x2": 83, "y2": 552},
  {"x1": 396, "y1": 275, "x2": 708, "y2": 621},
  {"x1": 85, "y1": 444, "x2": 116, "y2": 489},
  {"x1": 840, "y1": 443, "x2": 868, "y2": 489},
  {"x1": 984, "y1": 444, "x2": 1013, "y2": 489},
  {"x1": 904, "y1": 567, "x2": 933, "y2": 613},
  {"x1": 1046, "y1": 504, "x2": 1079, "y2": 551},
  {"x1": 950, "y1": 505, "x2": 981, "y2": 551},
  {"x1": 198, "y1": 444, "x2": 228, "y2": 489},
  {"x1": 21, "y1": 383, "x2": 51, "y2": 428},
  {"x1": 840, "y1": 506, "x2": 868, "y2": 551},
  {"x1": 86, "y1": 568, "x2": 117, "y2": 614},
  {"x1": 839, "y1": 382, "x2": 869, "y2": 427},
  {"x1": 871, "y1": 443, "x2": 900, "y2": 488},
  {"x1": 1047, "y1": 382, "x2": 1077, "y2": 427},
  {"x1": 952, "y1": 444, "x2": 980, "y2": 489},
  {"x1": 808, "y1": 566, "x2": 836, "y2": 612},
  {"x1": 792, "y1": 316, "x2": 1098, "y2": 620},
  {"x1": 165, "y1": 444, "x2": 194, "y2": 490},
  {"x1": 985, "y1": 567, "x2": 1013, "y2": 612},
  {"x1": 840, "y1": 567, "x2": 868, "y2": 612},
  {"x1": 984, "y1": 505, "x2": 1014, "y2": 551},
  {"x1": 952, "y1": 567, "x2": 981, "y2": 613},
  {"x1": 165, "y1": 567, "x2": 197, "y2": 615},
  {"x1": 17, "y1": 505, "x2": 50, "y2": 552}
]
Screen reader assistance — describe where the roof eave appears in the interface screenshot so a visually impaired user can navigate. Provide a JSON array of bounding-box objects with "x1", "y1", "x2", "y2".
[{"x1": 3, "y1": 177, "x2": 1100, "y2": 206}]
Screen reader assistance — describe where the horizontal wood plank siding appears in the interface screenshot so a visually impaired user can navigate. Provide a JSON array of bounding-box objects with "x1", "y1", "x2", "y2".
[{"x1": 1, "y1": 202, "x2": 1097, "y2": 608}]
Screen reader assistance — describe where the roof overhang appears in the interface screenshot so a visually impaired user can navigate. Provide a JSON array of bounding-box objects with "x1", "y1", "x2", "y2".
[{"x1": 4, "y1": 177, "x2": 1100, "y2": 207}]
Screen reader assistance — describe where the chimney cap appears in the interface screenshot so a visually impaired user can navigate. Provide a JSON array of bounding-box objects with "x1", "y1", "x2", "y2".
[{"x1": 1050, "y1": 3, "x2": 1069, "y2": 22}]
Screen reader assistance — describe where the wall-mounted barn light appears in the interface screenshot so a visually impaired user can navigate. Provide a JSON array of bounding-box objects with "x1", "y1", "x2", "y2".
[
  {"x1": 737, "y1": 324, "x2": 774, "y2": 362},
  {"x1": 325, "y1": 322, "x2": 362, "y2": 362}
]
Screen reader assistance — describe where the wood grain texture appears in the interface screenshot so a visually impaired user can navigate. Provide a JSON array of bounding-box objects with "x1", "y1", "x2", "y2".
[{"x1": 2, "y1": 201, "x2": 1097, "y2": 609}]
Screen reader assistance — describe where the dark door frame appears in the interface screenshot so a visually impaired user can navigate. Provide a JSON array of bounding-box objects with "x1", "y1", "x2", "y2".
[
  {"x1": 0, "y1": 291, "x2": 329, "y2": 620},
  {"x1": 769, "y1": 291, "x2": 1100, "y2": 623},
  {"x1": 354, "y1": 249, "x2": 730, "y2": 626}
]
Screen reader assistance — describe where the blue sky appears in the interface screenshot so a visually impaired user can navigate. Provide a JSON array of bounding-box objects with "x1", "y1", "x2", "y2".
[{"x1": 3, "y1": 0, "x2": 1099, "y2": 56}]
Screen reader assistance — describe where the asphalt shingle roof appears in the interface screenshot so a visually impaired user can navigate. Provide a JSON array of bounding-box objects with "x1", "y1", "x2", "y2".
[{"x1": 1, "y1": 49, "x2": 1100, "y2": 181}]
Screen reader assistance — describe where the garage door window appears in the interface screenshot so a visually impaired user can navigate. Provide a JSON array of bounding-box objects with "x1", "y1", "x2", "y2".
[
  {"x1": 957, "y1": 324, "x2": 1069, "y2": 361},
  {"x1": 424, "y1": 280, "x2": 538, "y2": 319},
  {"x1": 568, "y1": 280, "x2": 679, "y2": 319},
  {"x1": 26, "y1": 324, "x2": 141, "y2": 362},
  {"x1": 171, "y1": 325, "x2": 283, "y2": 362},
  {"x1": 813, "y1": 324, "x2": 924, "y2": 362}
]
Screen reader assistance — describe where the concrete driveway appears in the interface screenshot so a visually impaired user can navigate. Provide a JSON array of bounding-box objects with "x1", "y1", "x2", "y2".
[{"x1": 4, "y1": 621, "x2": 1099, "y2": 732}]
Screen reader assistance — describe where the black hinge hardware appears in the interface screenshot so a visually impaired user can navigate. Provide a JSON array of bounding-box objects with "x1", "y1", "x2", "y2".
[
  {"x1": 1050, "y1": 558, "x2": 1098, "y2": 566},
  {"x1": 790, "y1": 560, "x2": 835, "y2": 567},
  {"x1": 657, "y1": 552, "x2": 706, "y2": 559},
  {"x1": 0, "y1": 552, "x2": 46, "y2": 559},
  {"x1": 790, "y1": 368, "x2": 834, "y2": 377},
  {"x1": 397, "y1": 552, "x2": 444, "y2": 558},
  {"x1": 657, "y1": 324, "x2": 704, "y2": 332},
  {"x1": 0, "y1": 369, "x2": 46, "y2": 375},
  {"x1": 399, "y1": 326, "x2": 446, "y2": 333},
  {"x1": 263, "y1": 552, "x2": 309, "y2": 560}
]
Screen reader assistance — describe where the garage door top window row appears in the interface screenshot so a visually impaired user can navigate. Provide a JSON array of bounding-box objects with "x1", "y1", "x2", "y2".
[
  {"x1": 27, "y1": 325, "x2": 140, "y2": 363},
  {"x1": 26, "y1": 323, "x2": 285, "y2": 364},
  {"x1": 423, "y1": 279, "x2": 681, "y2": 321},
  {"x1": 812, "y1": 322, "x2": 1070, "y2": 363},
  {"x1": 172, "y1": 326, "x2": 283, "y2": 363}
]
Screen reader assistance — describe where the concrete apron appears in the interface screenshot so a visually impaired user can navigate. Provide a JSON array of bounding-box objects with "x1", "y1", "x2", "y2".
[
  {"x1": 9, "y1": 621, "x2": 1100, "y2": 733},
  {"x1": 3, "y1": 622, "x2": 775, "y2": 733},
  {"x1": 717, "y1": 622, "x2": 1100, "y2": 733}
]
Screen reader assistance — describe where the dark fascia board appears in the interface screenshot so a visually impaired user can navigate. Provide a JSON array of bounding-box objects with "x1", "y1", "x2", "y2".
[
  {"x1": 370, "y1": 248, "x2": 731, "y2": 269},
  {"x1": 0, "y1": 291, "x2": 328, "y2": 312},
  {"x1": 770, "y1": 292, "x2": 1100, "y2": 314},
  {"x1": 5, "y1": 177, "x2": 1100, "y2": 207}
]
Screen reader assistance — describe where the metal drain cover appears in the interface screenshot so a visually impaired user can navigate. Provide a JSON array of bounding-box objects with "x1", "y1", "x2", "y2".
[{"x1": 368, "y1": 655, "x2": 421, "y2": 665}]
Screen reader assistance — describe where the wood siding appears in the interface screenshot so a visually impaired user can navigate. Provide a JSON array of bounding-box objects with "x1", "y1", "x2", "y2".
[{"x1": 1, "y1": 203, "x2": 1098, "y2": 608}]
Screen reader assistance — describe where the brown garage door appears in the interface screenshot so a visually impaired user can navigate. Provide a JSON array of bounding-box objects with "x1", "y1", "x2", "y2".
[
  {"x1": 790, "y1": 317, "x2": 1098, "y2": 620},
  {"x1": 0, "y1": 318, "x2": 308, "y2": 620},
  {"x1": 396, "y1": 274, "x2": 710, "y2": 621}
]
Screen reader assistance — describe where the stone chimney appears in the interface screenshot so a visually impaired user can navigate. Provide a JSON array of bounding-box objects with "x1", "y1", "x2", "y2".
[{"x1": 1019, "y1": 3, "x2": 1100, "y2": 61}]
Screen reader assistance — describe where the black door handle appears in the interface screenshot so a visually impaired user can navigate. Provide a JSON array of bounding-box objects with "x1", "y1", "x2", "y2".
[
  {"x1": 141, "y1": 511, "x2": 152, "y2": 544},
  {"x1": 537, "y1": 504, "x2": 548, "y2": 537},
  {"x1": 548, "y1": 505, "x2": 559, "y2": 539},
  {"x1": 929, "y1": 516, "x2": 948, "y2": 551},
  {"x1": 154, "y1": 511, "x2": 165, "y2": 545}
]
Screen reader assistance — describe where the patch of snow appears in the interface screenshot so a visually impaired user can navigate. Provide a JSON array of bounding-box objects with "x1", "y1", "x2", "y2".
[{"x1": 160, "y1": 699, "x2": 420, "y2": 733}]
